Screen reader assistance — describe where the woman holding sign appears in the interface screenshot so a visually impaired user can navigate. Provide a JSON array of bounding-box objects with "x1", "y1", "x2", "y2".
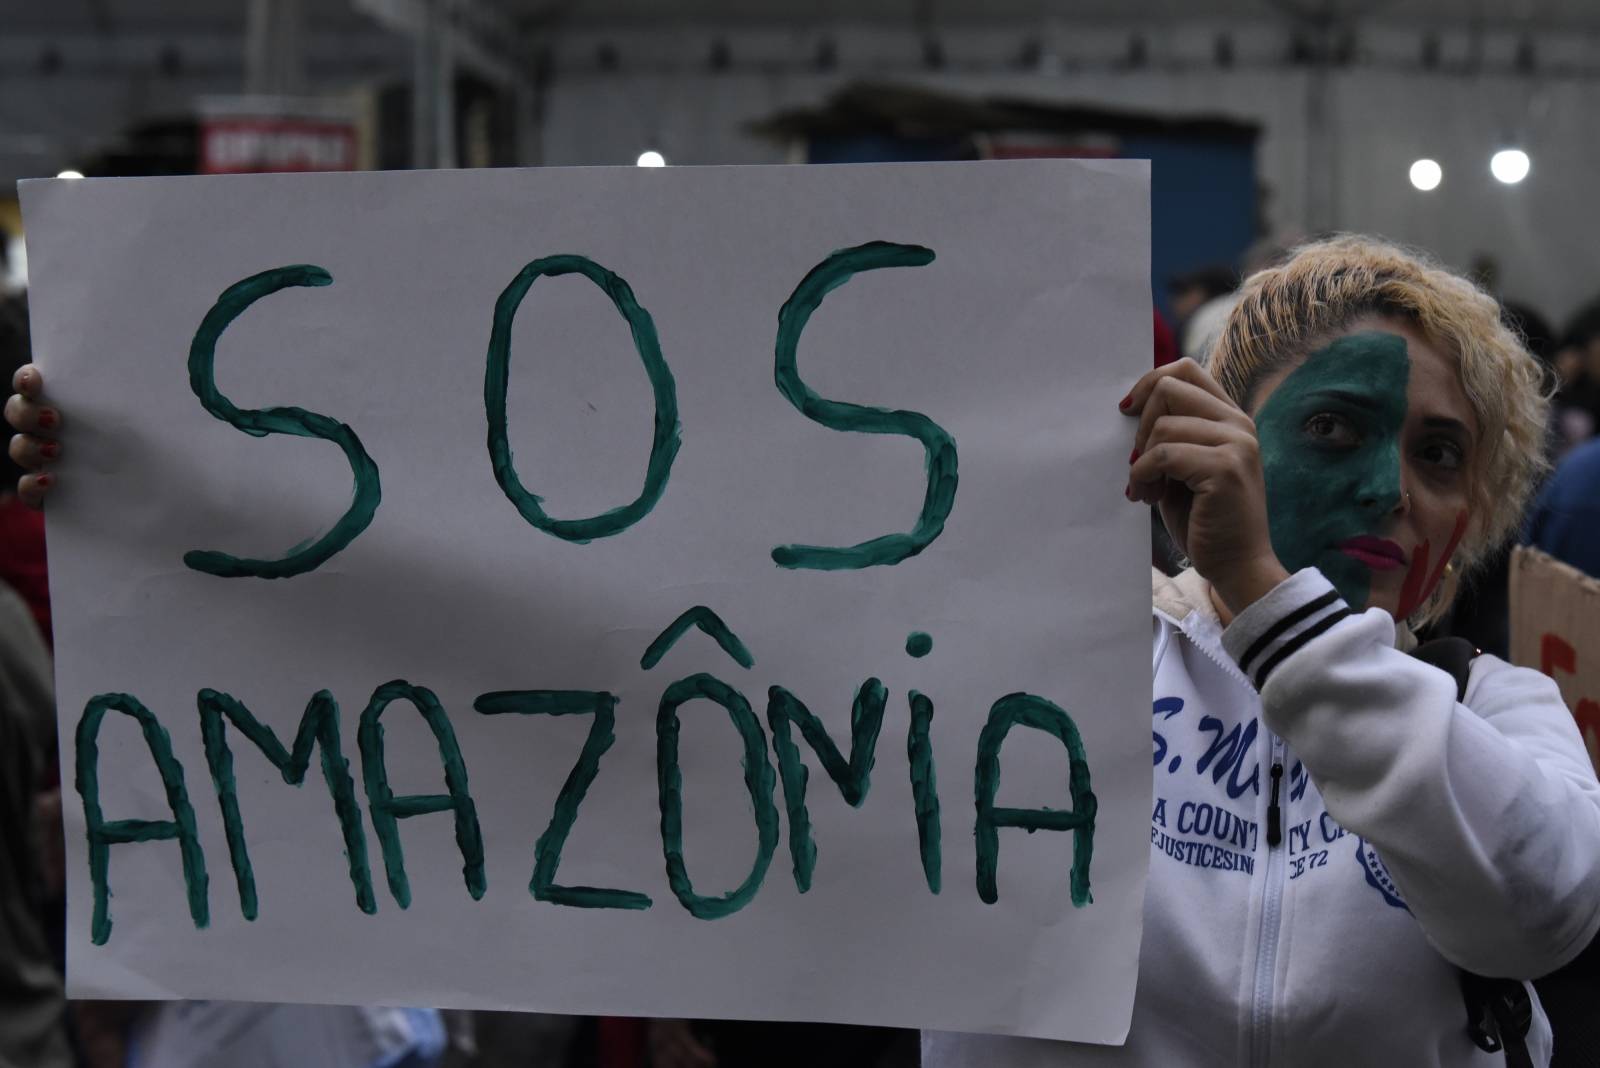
[
  {"x1": 923, "y1": 235, "x2": 1599, "y2": 1067},
  {"x1": 11, "y1": 235, "x2": 1600, "y2": 1068}
]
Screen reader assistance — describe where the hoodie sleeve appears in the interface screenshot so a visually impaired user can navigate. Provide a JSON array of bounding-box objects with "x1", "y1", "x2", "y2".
[{"x1": 1220, "y1": 567, "x2": 1600, "y2": 978}]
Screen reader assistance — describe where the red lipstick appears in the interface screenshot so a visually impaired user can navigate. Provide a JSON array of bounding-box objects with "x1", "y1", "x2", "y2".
[{"x1": 1338, "y1": 535, "x2": 1407, "y2": 571}]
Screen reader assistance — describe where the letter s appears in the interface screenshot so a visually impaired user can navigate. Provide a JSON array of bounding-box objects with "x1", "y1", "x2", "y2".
[
  {"x1": 771, "y1": 242, "x2": 958, "y2": 570},
  {"x1": 185, "y1": 265, "x2": 381, "y2": 579}
]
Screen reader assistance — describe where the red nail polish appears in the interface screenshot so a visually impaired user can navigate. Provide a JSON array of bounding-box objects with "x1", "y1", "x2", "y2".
[
  {"x1": 40, "y1": 442, "x2": 59, "y2": 459},
  {"x1": 1124, "y1": 485, "x2": 1133, "y2": 499},
  {"x1": 1119, "y1": 393, "x2": 1133, "y2": 411},
  {"x1": 1130, "y1": 448, "x2": 1141, "y2": 464},
  {"x1": 37, "y1": 410, "x2": 56, "y2": 429},
  {"x1": 35, "y1": 474, "x2": 52, "y2": 488}
]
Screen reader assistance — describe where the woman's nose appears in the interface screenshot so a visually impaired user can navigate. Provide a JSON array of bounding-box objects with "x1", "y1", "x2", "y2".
[{"x1": 1355, "y1": 447, "x2": 1404, "y2": 513}]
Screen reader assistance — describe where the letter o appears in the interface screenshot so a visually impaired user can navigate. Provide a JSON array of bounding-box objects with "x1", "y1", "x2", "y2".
[{"x1": 485, "y1": 255, "x2": 681, "y2": 543}]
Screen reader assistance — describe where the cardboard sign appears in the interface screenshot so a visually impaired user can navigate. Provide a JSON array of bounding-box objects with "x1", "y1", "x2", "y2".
[
  {"x1": 1510, "y1": 546, "x2": 1600, "y2": 771},
  {"x1": 21, "y1": 160, "x2": 1151, "y2": 1042}
]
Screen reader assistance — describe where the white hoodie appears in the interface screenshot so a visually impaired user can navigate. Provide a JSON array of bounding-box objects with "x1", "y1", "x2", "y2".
[{"x1": 925, "y1": 567, "x2": 1600, "y2": 1067}]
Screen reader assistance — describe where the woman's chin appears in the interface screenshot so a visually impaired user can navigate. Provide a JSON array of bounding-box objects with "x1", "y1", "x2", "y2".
[
  {"x1": 1325, "y1": 573, "x2": 1402, "y2": 621},
  {"x1": 1358, "y1": 584, "x2": 1404, "y2": 620}
]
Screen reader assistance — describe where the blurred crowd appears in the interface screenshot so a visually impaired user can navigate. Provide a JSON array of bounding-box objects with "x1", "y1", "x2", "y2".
[{"x1": 2, "y1": 219, "x2": 1598, "y2": 1068}]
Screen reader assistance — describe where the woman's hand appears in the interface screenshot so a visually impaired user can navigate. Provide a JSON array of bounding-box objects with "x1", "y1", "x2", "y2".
[
  {"x1": 1122, "y1": 358, "x2": 1288, "y2": 615},
  {"x1": 5, "y1": 365, "x2": 59, "y2": 508}
]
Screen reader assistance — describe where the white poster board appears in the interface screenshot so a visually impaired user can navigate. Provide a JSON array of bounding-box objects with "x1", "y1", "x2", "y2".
[
  {"x1": 1510, "y1": 546, "x2": 1600, "y2": 773},
  {"x1": 21, "y1": 159, "x2": 1151, "y2": 1043}
]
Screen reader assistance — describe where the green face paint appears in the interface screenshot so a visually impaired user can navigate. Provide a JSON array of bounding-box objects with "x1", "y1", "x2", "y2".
[{"x1": 1253, "y1": 332, "x2": 1411, "y2": 609}]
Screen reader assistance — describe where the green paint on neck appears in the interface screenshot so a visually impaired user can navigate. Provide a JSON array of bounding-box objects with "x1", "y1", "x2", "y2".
[{"x1": 1253, "y1": 331, "x2": 1410, "y2": 608}]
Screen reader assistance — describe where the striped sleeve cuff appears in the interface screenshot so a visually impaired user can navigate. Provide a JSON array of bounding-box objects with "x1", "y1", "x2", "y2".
[{"x1": 1220, "y1": 569, "x2": 1354, "y2": 690}]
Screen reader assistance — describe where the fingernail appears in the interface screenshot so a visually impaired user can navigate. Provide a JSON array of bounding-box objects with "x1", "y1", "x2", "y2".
[
  {"x1": 37, "y1": 410, "x2": 56, "y2": 429},
  {"x1": 1129, "y1": 448, "x2": 1140, "y2": 464},
  {"x1": 40, "y1": 442, "x2": 59, "y2": 459},
  {"x1": 1124, "y1": 484, "x2": 1134, "y2": 499},
  {"x1": 1119, "y1": 393, "x2": 1133, "y2": 411},
  {"x1": 35, "y1": 474, "x2": 52, "y2": 488}
]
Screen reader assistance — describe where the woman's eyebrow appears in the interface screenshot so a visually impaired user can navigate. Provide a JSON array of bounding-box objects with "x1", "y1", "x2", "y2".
[
  {"x1": 1303, "y1": 387, "x2": 1382, "y2": 410},
  {"x1": 1420, "y1": 414, "x2": 1474, "y2": 440}
]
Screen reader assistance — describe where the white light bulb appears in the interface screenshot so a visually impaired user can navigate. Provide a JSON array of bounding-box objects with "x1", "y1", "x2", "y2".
[
  {"x1": 1490, "y1": 149, "x2": 1530, "y2": 184},
  {"x1": 1409, "y1": 159, "x2": 1442, "y2": 191},
  {"x1": 56, "y1": 169, "x2": 85, "y2": 180},
  {"x1": 636, "y1": 150, "x2": 666, "y2": 168}
]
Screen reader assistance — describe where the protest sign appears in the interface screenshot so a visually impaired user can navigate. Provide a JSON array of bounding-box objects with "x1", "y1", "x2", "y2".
[
  {"x1": 20, "y1": 159, "x2": 1151, "y2": 1042},
  {"x1": 1510, "y1": 546, "x2": 1600, "y2": 772}
]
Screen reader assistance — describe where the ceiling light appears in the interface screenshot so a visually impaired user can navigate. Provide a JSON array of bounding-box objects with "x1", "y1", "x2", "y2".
[
  {"x1": 1408, "y1": 159, "x2": 1442, "y2": 191},
  {"x1": 1490, "y1": 149, "x2": 1530, "y2": 184}
]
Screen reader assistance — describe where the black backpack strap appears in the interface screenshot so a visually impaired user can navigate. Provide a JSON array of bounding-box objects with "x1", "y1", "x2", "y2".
[
  {"x1": 1411, "y1": 636, "x2": 1477, "y2": 702},
  {"x1": 1461, "y1": 970, "x2": 1536, "y2": 1068},
  {"x1": 1413, "y1": 639, "x2": 1536, "y2": 1067}
]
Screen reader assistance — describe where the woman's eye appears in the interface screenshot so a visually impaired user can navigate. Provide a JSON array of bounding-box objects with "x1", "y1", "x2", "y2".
[
  {"x1": 1418, "y1": 440, "x2": 1465, "y2": 471},
  {"x1": 1303, "y1": 412, "x2": 1358, "y2": 445}
]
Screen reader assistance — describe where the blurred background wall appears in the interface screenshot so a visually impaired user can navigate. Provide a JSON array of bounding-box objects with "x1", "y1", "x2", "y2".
[{"x1": 3, "y1": 0, "x2": 1598, "y2": 322}]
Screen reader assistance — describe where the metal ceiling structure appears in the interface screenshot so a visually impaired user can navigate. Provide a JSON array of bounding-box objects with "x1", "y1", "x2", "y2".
[
  {"x1": 497, "y1": 0, "x2": 1600, "y2": 28},
  {"x1": 5, "y1": 0, "x2": 1598, "y2": 315},
  {"x1": 10, "y1": 0, "x2": 1600, "y2": 38},
  {"x1": 4, "y1": 0, "x2": 1598, "y2": 182}
]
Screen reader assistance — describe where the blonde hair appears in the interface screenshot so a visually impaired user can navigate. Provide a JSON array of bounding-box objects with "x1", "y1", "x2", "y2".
[{"x1": 1209, "y1": 235, "x2": 1551, "y2": 617}]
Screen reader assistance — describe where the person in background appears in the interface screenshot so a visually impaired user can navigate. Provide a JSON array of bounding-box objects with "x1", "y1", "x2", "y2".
[
  {"x1": 1166, "y1": 264, "x2": 1237, "y2": 332},
  {"x1": 1165, "y1": 264, "x2": 1237, "y2": 364},
  {"x1": 1150, "y1": 307, "x2": 1178, "y2": 368},
  {"x1": 1550, "y1": 297, "x2": 1600, "y2": 454},
  {"x1": 1167, "y1": 238, "x2": 1303, "y2": 371},
  {"x1": 0, "y1": 523, "x2": 71, "y2": 1068},
  {"x1": 0, "y1": 235, "x2": 48, "y2": 642},
  {"x1": 1524, "y1": 436, "x2": 1600, "y2": 579},
  {"x1": 127, "y1": 1002, "x2": 449, "y2": 1068},
  {"x1": 646, "y1": 1018, "x2": 917, "y2": 1068},
  {"x1": 0, "y1": 227, "x2": 71, "y2": 1068}
]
